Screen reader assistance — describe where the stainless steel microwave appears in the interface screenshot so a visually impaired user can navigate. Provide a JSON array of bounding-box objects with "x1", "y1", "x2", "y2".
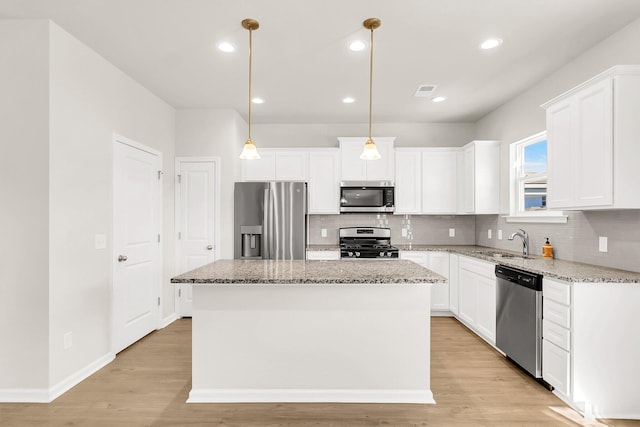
[{"x1": 340, "y1": 181, "x2": 395, "y2": 213}]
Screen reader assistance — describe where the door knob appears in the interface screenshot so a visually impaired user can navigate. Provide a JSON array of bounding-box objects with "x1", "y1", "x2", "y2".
[
  {"x1": 206, "y1": 245, "x2": 213, "y2": 250},
  {"x1": 118, "y1": 255, "x2": 128, "y2": 262}
]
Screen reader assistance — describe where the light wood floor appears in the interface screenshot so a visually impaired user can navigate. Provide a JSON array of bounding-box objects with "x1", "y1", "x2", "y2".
[{"x1": 1, "y1": 317, "x2": 638, "y2": 427}]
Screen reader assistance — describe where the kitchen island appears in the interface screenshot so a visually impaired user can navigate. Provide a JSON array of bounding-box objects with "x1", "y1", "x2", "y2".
[{"x1": 171, "y1": 259, "x2": 445, "y2": 404}]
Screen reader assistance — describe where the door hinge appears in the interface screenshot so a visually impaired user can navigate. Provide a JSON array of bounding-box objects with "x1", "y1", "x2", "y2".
[
  {"x1": 157, "y1": 297, "x2": 161, "y2": 306},
  {"x1": 157, "y1": 170, "x2": 164, "y2": 180},
  {"x1": 178, "y1": 288, "x2": 182, "y2": 298},
  {"x1": 157, "y1": 234, "x2": 161, "y2": 243},
  {"x1": 177, "y1": 174, "x2": 181, "y2": 183},
  {"x1": 178, "y1": 231, "x2": 182, "y2": 240}
]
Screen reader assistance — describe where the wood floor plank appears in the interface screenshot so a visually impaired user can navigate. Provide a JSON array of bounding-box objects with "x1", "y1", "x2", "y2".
[{"x1": 1, "y1": 317, "x2": 638, "y2": 426}]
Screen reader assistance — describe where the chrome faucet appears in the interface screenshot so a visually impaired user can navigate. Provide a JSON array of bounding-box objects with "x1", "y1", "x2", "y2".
[{"x1": 508, "y1": 229, "x2": 529, "y2": 257}]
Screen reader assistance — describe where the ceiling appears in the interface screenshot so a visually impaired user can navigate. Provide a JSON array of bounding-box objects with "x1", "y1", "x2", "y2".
[{"x1": 2, "y1": 0, "x2": 640, "y2": 124}]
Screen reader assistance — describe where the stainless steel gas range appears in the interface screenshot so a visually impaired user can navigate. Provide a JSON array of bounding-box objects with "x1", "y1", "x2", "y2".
[{"x1": 339, "y1": 227, "x2": 399, "y2": 259}]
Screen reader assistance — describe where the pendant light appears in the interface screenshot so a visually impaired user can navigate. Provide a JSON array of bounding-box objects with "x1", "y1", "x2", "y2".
[
  {"x1": 360, "y1": 18, "x2": 381, "y2": 160},
  {"x1": 239, "y1": 19, "x2": 261, "y2": 160}
]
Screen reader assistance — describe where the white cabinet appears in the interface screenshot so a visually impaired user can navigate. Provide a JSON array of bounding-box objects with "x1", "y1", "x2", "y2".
[
  {"x1": 241, "y1": 149, "x2": 308, "y2": 181},
  {"x1": 338, "y1": 137, "x2": 395, "y2": 181},
  {"x1": 542, "y1": 278, "x2": 572, "y2": 399},
  {"x1": 394, "y1": 148, "x2": 458, "y2": 214},
  {"x1": 306, "y1": 250, "x2": 340, "y2": 260},
  {"x1": 448, "y1": 254, "x2": 459, "y2": 315},
  {"x1": 458, "y1": 141, "x2": 500, "y2": 214},
  {"x1": 394, "y1": 150, "x2": 422, "y2": 214},
  {"x1": 542, "y1": 66, "x2": 640, "y2": 209},
  {"x1": 308, "y1": 149, "x2": 340, "y2": 214},
  {"x1": 400, "y1": 251, "x2": 450, "y2": 313},
  {"x1": 457, "y1": 256, "x2": 496, "y2": 345},
  {"x1": 422, "y1": 150, "x2": 458, "y2": 213}
]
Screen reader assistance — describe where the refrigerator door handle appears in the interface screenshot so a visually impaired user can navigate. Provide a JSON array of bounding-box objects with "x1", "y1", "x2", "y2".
[{"x1": 263, "y1": 187, "x2": 270, "y2": 259}]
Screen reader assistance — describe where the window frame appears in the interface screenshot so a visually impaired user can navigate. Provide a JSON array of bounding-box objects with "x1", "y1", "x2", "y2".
[{"x1": 506, "y1": 131, "x2": 567, "y2": 224}]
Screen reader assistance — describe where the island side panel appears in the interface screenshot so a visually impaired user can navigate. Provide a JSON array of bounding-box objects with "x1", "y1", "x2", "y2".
[{"x1": 189, "y1": 283, "x2": 433, "y2": 403}]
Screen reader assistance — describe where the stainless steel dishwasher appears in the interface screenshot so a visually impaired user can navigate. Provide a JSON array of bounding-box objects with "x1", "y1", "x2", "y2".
[{"x1": 495, "y1": 265, "x2": 543, "y2": 379}]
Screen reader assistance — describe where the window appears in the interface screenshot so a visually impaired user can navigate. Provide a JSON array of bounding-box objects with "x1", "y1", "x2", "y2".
[{"x1": 507, "y1": 131, "x2": 566, "y2": 223}]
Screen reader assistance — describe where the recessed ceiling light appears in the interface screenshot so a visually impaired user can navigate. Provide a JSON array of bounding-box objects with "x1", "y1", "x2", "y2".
[
  {"x1": 252, "y1": 97, "x2": 264, "y2": 104},
  {"x1": 342, "y1": 97, "x2": 355, "y2": 104},
  {"x1": 217, "y1": 42, "x2": 236, "y2": 52},
  {"x1": 432, "y1": 96, "x2": 447, "y2": 103},
  {"x1": 480, "y1": 38, "x2": 502, "y2": 50},
  {"x1": 349, "y1": 40, "x2": 366, "y2": 52}
]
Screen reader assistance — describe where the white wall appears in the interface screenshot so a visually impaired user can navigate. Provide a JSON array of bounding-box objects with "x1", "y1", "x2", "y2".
[
  {"x1": 475, "y1": 17, "x2": 640, "y2": 212},
  {"x1": 47, "y1": 23, "x2": 176, "y2": 388},
  {"x1": 0, "y1": 20, "x2": 50, "y2": 392},
  {"x1": 252, "y1": 122, "x2": 475, "y2": 148},
  {"x1": 175, "y1": 109, "x2": 244, "y2": 259}
]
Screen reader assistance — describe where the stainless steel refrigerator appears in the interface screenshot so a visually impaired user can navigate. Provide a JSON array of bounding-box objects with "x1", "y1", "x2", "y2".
[{"x1": 234, "y1": 181, "x2": 307, "y2": 260}]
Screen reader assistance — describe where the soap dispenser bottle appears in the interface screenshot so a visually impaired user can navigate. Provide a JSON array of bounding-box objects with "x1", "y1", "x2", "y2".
[{"x1": 542, "y1": 237, "x2": 554, "y2": 258}]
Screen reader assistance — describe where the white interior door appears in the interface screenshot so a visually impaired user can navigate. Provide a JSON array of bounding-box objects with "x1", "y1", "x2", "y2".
[
  {"x1": 176, "y1": 158, "x2": 217, "y2": 317},
  {"x1": 113, "y1": 136, "x2": 162, "y2": 354}
]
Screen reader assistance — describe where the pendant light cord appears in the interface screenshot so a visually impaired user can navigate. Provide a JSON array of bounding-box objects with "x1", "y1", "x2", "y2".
[
  {"x1": 368, "y1": 26, "x2": 374, "y2": 140},
  {"x1": 248, "y1": 27, "x2": 253, "y2": 141}
]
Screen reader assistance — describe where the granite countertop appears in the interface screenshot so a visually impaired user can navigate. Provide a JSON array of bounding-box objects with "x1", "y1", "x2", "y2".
[
  {"x1": 171, "y1": 259, "x2": 445, "y2": 285},
  {"x1": 304, "y1": 244, "x2": 640, "y2": 283}
]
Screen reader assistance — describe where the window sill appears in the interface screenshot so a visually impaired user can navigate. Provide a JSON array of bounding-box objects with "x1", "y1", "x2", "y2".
[{"x1": 502, "y1": 214, "x2": 568, "y2": 224}]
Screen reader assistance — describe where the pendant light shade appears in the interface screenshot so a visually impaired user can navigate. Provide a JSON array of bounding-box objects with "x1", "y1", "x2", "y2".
[
  {"x1": 239, "y1": 19, "x2": 261, "y2": 160},
  {"x1": 360, "y1": 18, "x2": 381, "y2": 161}
]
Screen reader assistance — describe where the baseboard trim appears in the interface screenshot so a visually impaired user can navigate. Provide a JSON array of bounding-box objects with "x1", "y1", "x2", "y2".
[
  {"x1": 187, "y1": 388, "x2": 435, "y2": 404},
  {"x1": 0, "y1": 352, "x2": 115, "y2": 403},
  {"x1": 48, "y1": 352, "x2": 115, "y2": 402},
  {"x1": 161, "y1": 313, "x2": 178, "y2": 328}
]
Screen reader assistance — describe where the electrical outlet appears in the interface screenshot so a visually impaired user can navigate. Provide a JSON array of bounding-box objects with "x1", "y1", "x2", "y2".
[
  {"x1": 487, "y1": 229, "x2": 492, "y2": 239},
  {"x1": 599, "y1": 236, "x2": 608, "y2": 253},
  {"x1": 94, "y1": 234, "x2": 106, "y2": 249},
  {"x1": 498, "y1": 230, "x2": 503, "y2": 240},
  {"x1": 321, "y1": 228, "x2": 327, "y2": 238},
  {"x1": 449, "y1": 228, "x2": 455, "y2": 238},
  {"x1": 402, "y1": 228, "x2": 408, "y2": 237},
  {"x1": 64, "y1": 332, "x2": 73, "y2": 350}
]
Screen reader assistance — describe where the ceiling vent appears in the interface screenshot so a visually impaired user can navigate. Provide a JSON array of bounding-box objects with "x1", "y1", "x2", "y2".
[{"x1": 413, "y1": 84, "x2": 437, "y2": 97}]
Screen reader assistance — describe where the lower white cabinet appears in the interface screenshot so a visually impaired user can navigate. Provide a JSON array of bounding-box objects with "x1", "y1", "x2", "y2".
[
  {"x1": 400, "y1": 251, "x2": 450, "y2": 313},
  {"x1": 448, "y1": 254, "x2": 459, "y2": 315},
  {"x1": 457, "y1": 256, "x2": 496, "y2": 345},
  {"x1": 542, "y1": 340, "x2": 570, "y2": 396},
  {"x1": 306, "y1": 250, "x2": 340, "y2": 260}
]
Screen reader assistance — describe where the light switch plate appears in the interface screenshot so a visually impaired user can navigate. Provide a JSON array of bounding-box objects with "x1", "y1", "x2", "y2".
[
  {"x1": 321, "y1": 228, "x2": 327, "y2": 238},
  {"x1": 599, "y1": 236, "x2": 608, "y2": 253},
  {"x1": 498, "y1": 230, "x2": 503, "y2": 240},
  {"x1": 95, "y1": 234, "x2": 107, "y2": 249},
  {"x1": 64, "y1": 332, "x2": 73, "y2": 350},
  {"x1": 402, "y1": 228, "x2": 408, "y2": 237},
  {"x1": 449, "y1": 228, "x2": 455, "y2": 238},
  {"x1": 487, "y1": 229, "x2": 492, "y2": 239}
]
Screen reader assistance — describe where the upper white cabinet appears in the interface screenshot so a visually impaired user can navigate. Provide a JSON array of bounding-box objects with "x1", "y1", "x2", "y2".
[
  {"x1": 241, "y1": 149, "x2": 308, "y2": 181},
  {"x1": 338, "y1": 137, "x2": 395, "y2": 181},
  {"x1": 308, "y1": 149, "x2": 341, "y2": 214},
  {"x1": 458, "y1": 140, "x2": 500, "y2": 214},
  {"x1": 394, "y1": 150, "x2": 422, "y2": 214},
  {"x1": 422, "y1": 150, "x2": 458, "y2": 213},
  {"x1": 542, "y1": 65, "x2": 640, "y2": 210}
]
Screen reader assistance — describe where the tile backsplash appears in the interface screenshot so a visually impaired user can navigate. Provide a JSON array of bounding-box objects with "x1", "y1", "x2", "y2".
[
  {"x1": 475, "y1": 211, "x2": 640, "y2": 273},
  {"x1": 309, "y1": 214, "x2": 476, "y2": 246}
]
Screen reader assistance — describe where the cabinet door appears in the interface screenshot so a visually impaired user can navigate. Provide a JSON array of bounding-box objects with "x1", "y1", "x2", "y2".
[
  {"x1": 460, "y1": 145, "x2": 475, "y2": 213},
  {"x1": 275, "y1": 151, "x2": 309, "y2": 181},
  {"x1": 542, "y1": 340, "x2": 570, "y2": 396},
  {"x1": 422, "y1": 150, "x2": 458, "y2": 213},
  {"x1": 395, "y1": 151, "x2": 422, "y2": 214},
  {"x1": 428, "y1": 252, "x2": 450, "y2": 311},
  {"x1": 241, "y1": 150, "x2": 276, "y2": 181},
  {"x1": 574, "y1": 79, "x2": 613, "y2": 207},
  {"x1": 458, "y1": 266, "x2": 477, "y2": 326},
  {"x1": 308, "y1": 150, "x2": 340, "y2": 214},
  {"x1": 449, "y1": 254, "x2": 459, "y2": 315},
  {"x1": 365, "y1": 139, "x2": 395, "y2": 181},
  {"x1": 475, "y1": 273, "x2": 497, "y2": 344},
  {"x1": 340, "y1": 141, "x2": 367, "y2": 181},
  {"x1": 546, "y1": 100, "x2": 575, "y2": 208}
]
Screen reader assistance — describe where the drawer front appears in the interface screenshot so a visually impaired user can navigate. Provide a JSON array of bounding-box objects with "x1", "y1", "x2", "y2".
[
  {"x1": 400, "y1": 251, "x2": 429, "y2": 266},
  {"x1": 543, "y1": 320, "x2": 570, "y2": 351},
  {"x1": 543, "y1": 278, "x2": 571, "y2": 305},
  {"x1": 459, "y1": 256, "x2": 495, "y2": 279},
  {"x1": 306, "y1": 250, "x2": 340, "y2": 260},
  {"x1": 543, "y1": 299, "x2": 571, "y2": 329},
  {"x1": 543, "y1": 340, "x2": 570, "y2": 396}
]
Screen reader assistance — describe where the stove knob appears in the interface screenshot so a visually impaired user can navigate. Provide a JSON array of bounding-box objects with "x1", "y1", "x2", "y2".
[
  {"x1": 348, "y1": 251, "x2": 354, "y2": 257},
  {"x1": 355, "y1": 251, "x2": 361, "y2": 257},
  {"x1": 387, "y1": 252, "x2": 392, "y2": 257},
  {"x1": 380, "y1": 252, "x2": 385, "y2": 257}
]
